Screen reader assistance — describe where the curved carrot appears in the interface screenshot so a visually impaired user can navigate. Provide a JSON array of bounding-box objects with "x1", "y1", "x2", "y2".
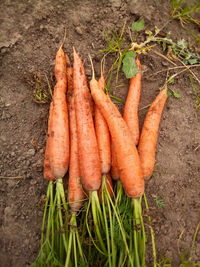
[
  {"x1": 138, "y1": 86, "x2": 167, "y2": 179},
  {"x1": 67, "y1": 58, "x2": 85, "y2": 211},
  {"x1": 43, "y1": 102, "x2": 55, "y2": 180},
  {"x1": 94, "y1": 76, "x2": 111, "y2": 174},
  {"x1": 123, "y1": 57, "x2": 141, "y2": 146},
  {"x1": 73, "y1": 49, "x2": 101, "y2": 191},
  {"x1": 110, "y1": 143, "x2": 120, "y2": 180},
  {"x1": 48, "y1": 46, "x2": 69, "y2": 179},
  {"x1": 90, "y1": 76, "x2": 144, "y2": 198}
]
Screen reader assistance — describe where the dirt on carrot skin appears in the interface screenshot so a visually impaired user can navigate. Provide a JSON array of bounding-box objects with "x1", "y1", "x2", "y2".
[{"x1": 0, "y1": 0, "x2": 200, "y2": 266}]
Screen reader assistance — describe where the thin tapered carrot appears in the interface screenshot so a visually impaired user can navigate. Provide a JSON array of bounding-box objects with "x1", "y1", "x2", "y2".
[
  {"x1": 94, "y1": 75, "x2": 111, "y2": 174},
  {"x1": 138, "y1": 86, "x2": 167, "y2": 179},
  {"x1": 123, "y1": 57, "x2": 141, "y2": 146},
  {"x1": 73, "y1": 49, "x2": 101, "y2": 191},
  {"x1": 48, "y1": 46, "x2": 69, "y2": 179},
  {"x1": 67, "y1": 58, "x2": 84, "y2": 212},
  {"x1": 43, "y1": 102, "x2": 55, "y2": 181},
  {"x1": 110, "y1": 143, "x2": 120, "y2": 180},
  {"x1": 89, "y1": 65, "x2": 144, "y2": 198}
]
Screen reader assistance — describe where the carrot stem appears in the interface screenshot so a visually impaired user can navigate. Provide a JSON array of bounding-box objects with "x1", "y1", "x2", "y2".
[
  {"x1": 90, "y1": 190, "x2": 107, "y2": 253},
  {"x1": 143, "y1": 193, "x2": 157, "y2": 267},
  {"x1": 41, "y1": 181, "x2": 51, "y2": 246},
  {"x1": 101, "y1": 175, "x2": 112, "y2": 267},
  {"x1": 85, "y1": 198, "x2": 107, "y2": 255},
  {"x1": 50, "y1": 183, "x2": 55, "y2": 252},
  {"x1": 105, "y1": 183, "x2": 134, "y2": 266},
  {"x1": 106, "y1": 188, "x2": 116, "y2": 267},
  {"x1": 73, "y1": 230, "x2": 78, "y2": 267},
  {"x1": 65, "y1": 225, "x2": 73, "y2": 267},
  {"x1": 116, "y1": 180, "x2": 123, "y2": 205},
  {"x1": 56, "y1": 179, "x2": 68, "y2": 253}
]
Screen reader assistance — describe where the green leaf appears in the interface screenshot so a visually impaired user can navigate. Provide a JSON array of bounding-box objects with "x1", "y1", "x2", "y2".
[
  {"x1": 177, "y1": 39, "x2": 187, "y2": 49},
  {"x1": 122, "y1": 51, "x2": 139, "y2": 79},
  {"x1": 162, "y1": 41, "x2": 167, "y2": 51},
  {"x1": 167, "y1": 91, "x2": 172, "y2": 97},
  {"x1": 188, "y1": 58, "x2": 198, "y2": 65},
  {"x1": 155, "y1": 26, "x2": 160, "y2": 35},
  {"x1": 173, "y1": 91, "x2": 181, "y2": 98},
  {"x1": 145, "y1": 30, "x2": 152, "y2": 36},
  {"x1": 168, "y1": 77, "x2": 175, "y2": 84},
  {"x1": 132, "y1": 19, "x2": 144, "y2": 32}
]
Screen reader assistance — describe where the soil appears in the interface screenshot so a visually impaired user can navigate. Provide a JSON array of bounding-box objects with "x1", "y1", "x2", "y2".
[{"x1": 0, "y1": 0, "x2": 200, "y2": 266}]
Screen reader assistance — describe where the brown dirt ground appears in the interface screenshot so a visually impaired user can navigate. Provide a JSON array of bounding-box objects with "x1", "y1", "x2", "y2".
[{"x1": 0, "y1": 0, "x2": 200, "y2": 266}]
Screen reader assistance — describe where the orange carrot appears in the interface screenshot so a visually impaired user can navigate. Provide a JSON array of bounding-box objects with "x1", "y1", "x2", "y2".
[
  {"x1": 138, "y1": 86, "x2": 167, "y2": 179},
  {"x1": 110, "y1": 143, "x2": 120, "y2": 180},
  {"x1": 94, "y1": 76, "x2": 111, "y2": 174},
  {"x1": 48, "y1": 46, "x2": 69, "y2": 179},
  {"x1": 67, "y1": 61, "x2": 84, "y2": 212},
  {"x1": 73, "y1": 49, "x2": 101, "y2": 191},
  {"x1": 123, "y1": 57, "x2": 141, "y2": 146},
  {"x1": 90, "y1": 75, "x2": 144, "y2": 198},
  {"x1": 43, "y1": 102, "x2": 55, "y2": 181},
  {"x1": 98, "y1": 173, "x2": 113, "y2": 202}
]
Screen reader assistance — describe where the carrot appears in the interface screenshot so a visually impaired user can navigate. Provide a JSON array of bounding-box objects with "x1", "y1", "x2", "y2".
[
  {"x1": 48, "y1": 46, "x2": 69, "y2": 179},
  {"x1": 123, "y1": 57, "x2": 141, "y2": 146},
  {"x1": 138, "y1": 86, "x2": 167, "y2": 179},
  {"x1": 67, "y1": 59, "x2": 85, "y2": 212},
  {"x1": 73, "y1": 49, "x2": 101, "y2": 191},
  {"x1": 94, "y1": 75, "x2": 111, "y2": 174},
  {"x1": 43, "y1": 102, "x2": 55, "y2": 180},
  {"x1": 89, "y1": 70, "x2": 144, "y2": 198},
  {"x1": 110, "y1": 143, "x2": 120, "y2": 180}
]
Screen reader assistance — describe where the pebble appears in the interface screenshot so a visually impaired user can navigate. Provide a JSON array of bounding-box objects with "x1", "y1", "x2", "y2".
[
  {"x1": 2, "y1": 110, "x2": 12, "y2": 120},
  {"x1": 0, "y1": 135, "x2": 6, "y2": 142},
  {"x1": 161, "y1": 60, "x2": 170, "y2": 67},
  {"x1": 109, "y1": 0, "x2": 121, "y2": 8},
  {"x1": 1, "y1": 47, "x2": 7, "y2": 54},
  {"x1": 30, "y1": 179, "x2": 37, "y2": 185},
  {"x1": 26, "y1": 148, "x2": 35, "y2": 157},
  {"x1": 75, "y1": 26, "x2": 83, "y2": 35}
]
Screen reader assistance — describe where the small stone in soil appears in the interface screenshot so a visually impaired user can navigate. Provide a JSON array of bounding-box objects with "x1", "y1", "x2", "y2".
[{"x1": 26, "y1": 149, "x2": 35, "y2": 157}]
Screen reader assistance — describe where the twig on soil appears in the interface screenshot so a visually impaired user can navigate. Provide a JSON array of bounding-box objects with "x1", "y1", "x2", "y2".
[
  {"x1": 139, "y1": 104, "x2": 151, "y2": 111},
  {"x1": 0, "y1": 175, "x2": 24, "y2": 179},
  {"x1": 194, "y1": 144, "x2": 200, "y2": 151},
  {"x1": 149, "y1": 64, "x2": 200, "y2": 77},
  {"x1": 176, "y1": 57, "x2": 200, "y2": 86},
  {"x1": 151, "y1": 49, "x2": 177, "y2": 66}
]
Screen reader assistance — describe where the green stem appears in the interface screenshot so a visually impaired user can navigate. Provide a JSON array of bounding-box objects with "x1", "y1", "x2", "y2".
[
  {"x1": 50, "y1": 182, "x2": 55, "y2": 252},
  {"x1": 41, "y1": 181, "x2": 52, "y2": 246},
  {"x1": 139, "y1": 197, "x2": 146, "y2": 266},
  {"x1": 56, "y1": 180, "x2": 68, "y2": 253},
  {"x1": 102, "y1": 176, "x2": 112, "y2": 267},
  {"x1": 73, "y1": 231, "x2": 78, "y2": 267},
  {"x1": 65, "y1": 227, "x2": 73, "y2": 267},
  {"x1": 90, "y1": 190, "x2": 107, "y2": 253},
  {"x1": 132, "y1": 198, "x2": 141, "y2": 267},
  {"x1": 86, "y1": 198, "x2": 107, "y2": 255},
  {"x1": 144, "y1": 193, "x2": 157, "y2": 267},
  {"x1": 54, "y1": 207, "x2": 60, "y2": 261},
  {"x1": 107, "y1": 197, "x2": 116, "y2": 267},
  {"x1": 116, "y1": 180, "x2": 123, "y2": 205},
  {"x1": 106, "y1": 185, "x2": 134, "y2": 267}
]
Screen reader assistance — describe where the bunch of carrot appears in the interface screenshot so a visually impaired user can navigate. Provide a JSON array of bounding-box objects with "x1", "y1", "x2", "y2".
[{"x1": 32, "y1": 44, "x2": 167, "y2": 267}]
